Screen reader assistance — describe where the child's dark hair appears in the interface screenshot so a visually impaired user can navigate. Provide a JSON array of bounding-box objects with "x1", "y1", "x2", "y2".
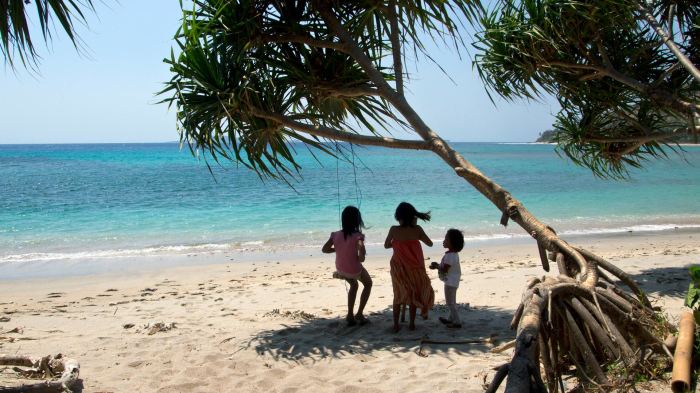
[
  {"x1": 446, "y1": 228, "x2": 465, "y2": 252},
  {"x1": 394, "y1": 202, "x2": 430, "y2": 227},
  {"x1": 341, "y1": 206, "x2": 364, "y2": 239}
]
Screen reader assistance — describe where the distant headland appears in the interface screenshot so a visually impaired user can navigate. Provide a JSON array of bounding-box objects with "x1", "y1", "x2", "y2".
[{"x1": 536, "y1": 129, "x2": 698, "y2": 144}]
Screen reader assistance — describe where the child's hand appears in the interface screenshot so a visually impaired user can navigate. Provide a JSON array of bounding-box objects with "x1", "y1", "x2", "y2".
[{"x1": 429, "y1": 262, "x2": 439, "y2": 270}]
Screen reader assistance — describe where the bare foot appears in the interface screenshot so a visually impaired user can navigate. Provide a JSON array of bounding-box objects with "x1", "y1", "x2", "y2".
[
  {"x1": 392, "y1": 324, "x2": 401, "y2": 333},
  {"x1": 355, "y1": 314, "x2": 369, "y2": 325},
  {"x1": 408, "y1": 323, "x2": 416, "y2": 331},
  {"x1": 346, "y1": 315, "x2": 357, "y2": 327}
]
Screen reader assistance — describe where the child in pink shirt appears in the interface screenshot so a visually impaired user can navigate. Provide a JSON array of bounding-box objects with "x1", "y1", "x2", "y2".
[{"x1": 322, "y1": 206, "x2": 372, "y2": 326}]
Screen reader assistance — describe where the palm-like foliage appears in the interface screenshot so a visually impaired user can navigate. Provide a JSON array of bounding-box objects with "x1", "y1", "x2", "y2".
[
  {"x1": 1, "y1": 0, "x2": 94, "y2": 68},
  {"x1": 161, "y1": 0, "x2": 480, "y2": 179},
  {"x1": 165, "y1": 4, "x2": 679, "y2": 391},
  {"x1": 475, "y1": 0, "x2": 699, "y2": 178}
]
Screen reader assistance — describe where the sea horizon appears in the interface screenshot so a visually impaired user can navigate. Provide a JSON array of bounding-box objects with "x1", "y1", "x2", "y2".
[{"x1": 2, "y1": 142, "x2": 699, "y2": 266}]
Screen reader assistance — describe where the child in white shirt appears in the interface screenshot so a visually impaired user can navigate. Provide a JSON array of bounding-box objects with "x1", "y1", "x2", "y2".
[{"x1": 430, "y1": 228, "x2": 464, "y2": 328}]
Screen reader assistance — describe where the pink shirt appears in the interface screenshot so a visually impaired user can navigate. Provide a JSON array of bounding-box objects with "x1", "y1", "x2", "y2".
[{"x1": 330, "y1": 231, "x2": 364, "y2": 276}]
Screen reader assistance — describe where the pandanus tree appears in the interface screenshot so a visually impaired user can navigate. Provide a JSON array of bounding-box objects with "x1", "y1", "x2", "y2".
[
  {"x1": 477, "y1": 0, "x2": 700, "y2": 179},
  {"x1": 3, "y1": 0, "x2": 697, "y2": 391},
  {"x1": 474, "y1": 1, "x2": 698, "y2": 390},
  {"x1": 160, "y1": 0, "x2": 698, "y2": 391}
]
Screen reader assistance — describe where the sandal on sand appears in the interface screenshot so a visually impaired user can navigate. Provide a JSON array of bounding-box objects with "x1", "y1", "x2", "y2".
[
  {"x1": 446, "y1": 322, "x2": 462, "y2": 329},
  {"x1": 438, "y1": 317, "x2": 452, "y2": 325},
  {"x1": 355, "y1": 314, "x2": 369, "y2": 326}
]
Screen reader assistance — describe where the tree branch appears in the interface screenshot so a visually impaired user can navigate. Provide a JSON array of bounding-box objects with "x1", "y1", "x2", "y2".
[
  {"x1": 546, "y1": 61, "x2": 603, "y2": 72},
  {"x1": 653, "y1": 62, "x2": 681, "y2": 86},
  {"x1": 321, "y1": 86, "x2": 382, "y2": 97},
  {"x1": 590, "y1": 45, "x2": 700, "y2": 114},
  {"x1": 315, "y1": 6, "x2": 399, "y2": 99},
  {"x1": 637, "y1": 3, "x2": 700, "y2": 85},
  {"x1": 388, "y1": 0, "x2": 404, "y2": 97},
  {"x1": 314, "y1": 3, "x2": 444, "y2": 144},
  {"x1": 544, "y1": 54, "x2": 698, "y2": 114},
  {"x1": 314, "y1": 2, "x2": 598, "y2": 258},
  {"x1": 257, "y1": 34, "x2": 349, "y2": 53},
  {"x1": 248, "y1": 107, "x2": 430, "y2": 150}
]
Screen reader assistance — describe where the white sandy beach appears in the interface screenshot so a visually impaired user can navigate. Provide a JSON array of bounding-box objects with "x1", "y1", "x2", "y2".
[{"x1": 0, "y1": 229, "x2": 698, "y2": 392}]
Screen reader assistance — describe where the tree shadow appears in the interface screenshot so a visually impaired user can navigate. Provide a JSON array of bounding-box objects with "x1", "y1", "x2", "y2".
[
  {"x1": 627, "y1": 265, "x2": 693, "y2": 298},
  {"x1": 243, "y1": 304, "x2": 515, "y2": 364}
]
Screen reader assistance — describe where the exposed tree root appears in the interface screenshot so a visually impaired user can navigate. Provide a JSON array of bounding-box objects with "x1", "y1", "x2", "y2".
[
  {"x1": 0, "y1": 354, "x2": 80, "y2": 393},
  {"x1": 489, "y1": 246, "x2": 673, "y2": 392}
]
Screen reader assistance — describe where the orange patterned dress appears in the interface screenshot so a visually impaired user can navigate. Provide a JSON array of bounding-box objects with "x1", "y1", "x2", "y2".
[{"x1": 390, "y1": 239, "x2": 434, "y2": 316}]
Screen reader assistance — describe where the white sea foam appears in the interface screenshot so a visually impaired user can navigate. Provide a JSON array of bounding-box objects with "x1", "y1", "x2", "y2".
[
  {"x1": 2, "y1": 223, "x2": 698, "y2": 264},
  {"x1": 559, "y1": 223, "x2": 700, "y2": 236},
  {"x1": 0, "y1": 243, "x2": 240, "y2": 263},
  {"x1": 241, "y1": 240, "x2": 264, "y2": 246}
]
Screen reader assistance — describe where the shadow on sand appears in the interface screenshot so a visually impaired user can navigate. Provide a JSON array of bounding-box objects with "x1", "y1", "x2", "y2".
[
  {"x1": 244, "y1": 304, "x2": 515, "y2": 364},
  {"x1": 629, "y1": 265, "x2": 693, "y2": 298}
]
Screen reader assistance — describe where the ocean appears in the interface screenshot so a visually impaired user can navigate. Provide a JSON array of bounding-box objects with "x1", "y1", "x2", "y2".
[{"x1": 1, "y1": 142, "x2": 699, "y2": 264}]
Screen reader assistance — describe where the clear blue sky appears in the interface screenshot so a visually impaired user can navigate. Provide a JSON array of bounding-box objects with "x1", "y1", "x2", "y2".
[{"x1": 0, "y1": 1, "x2": 559, "y2": 144}]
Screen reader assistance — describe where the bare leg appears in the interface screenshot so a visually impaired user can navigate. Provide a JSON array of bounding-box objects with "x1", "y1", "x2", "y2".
[
  {"x1": 409, "y1": 305, "x2": 417, "y2": 330},
  {"x1": 355, "y1": 268, "x2": 372, "y2": 319},
  {"x1": 400, "y1": 304, "x2": 406, "y2": 322},
  {"x1": 392, "y1": 303, "x2": 401, "y2": 332},
  {"x1": 346, "y1": 279, "x2": 359, "y2": 325},
  {"x1": 445, "y1": 285, "x2": 461, "y2": 326}
]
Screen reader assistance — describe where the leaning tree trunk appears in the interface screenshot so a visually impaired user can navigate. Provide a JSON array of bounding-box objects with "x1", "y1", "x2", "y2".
[
  {"x1": 196, "y1": 4, "x2": 677, "y2": 390},
  {"x1": 318, "y1": 10, "x2": 674, "y2": 389},
  {"x1": 412, "y1": 119, "x2": 673, "y2": 392}
]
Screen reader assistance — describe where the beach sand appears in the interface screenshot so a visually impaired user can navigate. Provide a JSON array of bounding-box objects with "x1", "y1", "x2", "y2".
[{"x1": 0, "y1": 229, "x2": 698, "y2": 392}]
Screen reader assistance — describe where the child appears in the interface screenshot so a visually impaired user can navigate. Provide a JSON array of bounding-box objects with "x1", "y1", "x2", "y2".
[
  {"x1": 384, "y1": 202, "x2": 434, "y2": 332},
  {"x1": 322, "y1": 206, "x2": 372, "y2": 326},
  {"x1": 430, "y1": 228, "x2": 464, "y2": 329}
]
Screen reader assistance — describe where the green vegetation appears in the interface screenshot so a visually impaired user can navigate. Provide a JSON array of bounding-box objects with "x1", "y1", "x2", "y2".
[
  {"x1": 0, "y1": 0, "x2": 95, "y2": 69},
  {"x1": 684, "y1": 265, "x2": 700, "y2": 358},
  {"x1": 476, "y1": 0, "x2": 700, "y2": 178},
  {"x1": 536, "y1": 129, "x2": 699, "y2": 144}
]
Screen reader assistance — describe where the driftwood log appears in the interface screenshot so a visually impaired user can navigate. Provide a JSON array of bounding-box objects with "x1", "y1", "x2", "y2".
[
  {"x1": 670, "y1": 310, "x2": 695, "y2": 393},
  {"x1": 0, "y1": 354, "x2": 80, "y2": 393},
  {"x1": 488, "y1": 243, "x2": 674, "y2": 392}
]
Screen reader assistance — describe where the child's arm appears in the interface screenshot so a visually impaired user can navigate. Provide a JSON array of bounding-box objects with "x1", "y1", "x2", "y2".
[
  {"x1": 438, "y1": 263, "x2": 451, "y2": 273},
  {"x1": 322, "y1": 237, "x2": 335, "y2": 254},
  {"x1": 417, "y1": 226, "x2": 433, "y2": 247},
  {"x1": 384, "y1": 226, "x2": 395, "y2": 249},
  {"x1": 357, "y1": 239, "x2": 366, "y2": 262}
]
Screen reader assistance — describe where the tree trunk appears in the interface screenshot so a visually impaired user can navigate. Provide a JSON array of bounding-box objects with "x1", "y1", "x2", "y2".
[{"x1": 320, "y1": 5, "x2": 673, "y2": 390}]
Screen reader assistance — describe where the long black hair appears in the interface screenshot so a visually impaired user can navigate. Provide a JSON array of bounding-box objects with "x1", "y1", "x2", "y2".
[
  {"x1": 394, "y1": 202, "x2": 430, "y2": 227},
  {"x1": 341, "y1": 205, "x2": 364, "y2": 239}
]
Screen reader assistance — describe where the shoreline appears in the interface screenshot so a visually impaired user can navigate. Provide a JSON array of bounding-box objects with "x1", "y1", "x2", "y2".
[{"x1": 1, "y1": 226, "x2": 699, "y2": 282}]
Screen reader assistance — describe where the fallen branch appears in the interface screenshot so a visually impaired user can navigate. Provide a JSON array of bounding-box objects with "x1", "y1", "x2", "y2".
[
  {"x1": 0, "y1": 355, "x2": 80, "y2": 393},
  {"x1": 417, "y1": 335, "x2": 497, "y2": 357},
  {"x1": 490, "y1": 339, "x2": 516, "y2": 354}
]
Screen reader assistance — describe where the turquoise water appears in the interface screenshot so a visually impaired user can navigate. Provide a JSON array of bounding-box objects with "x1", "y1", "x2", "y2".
[{"x1": 1, "y1": 142, "x2": 699, "y2": 263}]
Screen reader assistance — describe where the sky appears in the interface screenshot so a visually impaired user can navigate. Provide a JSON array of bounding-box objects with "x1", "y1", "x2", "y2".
[{"x1": 0, "y1": 1, "x2": 560, "y2": 144}]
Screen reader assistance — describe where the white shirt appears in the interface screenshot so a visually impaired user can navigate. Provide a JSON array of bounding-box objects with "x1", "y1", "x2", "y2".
[{"x1": 440, "y1": 252, "x2": 461, "y2": 288}]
